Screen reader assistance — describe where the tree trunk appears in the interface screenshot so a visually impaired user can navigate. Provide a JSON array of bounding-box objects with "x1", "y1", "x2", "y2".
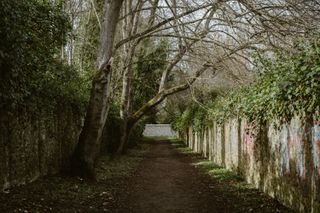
[
  {"x1": 117, "y1": 62, "x2": 133, "y2": 155},
  {"x1": 117, "y1": 44, "x2": 136, "y2": 155},
  {"x1": 117, "y1": 0, "x2": 143, "y2": 155},
  {"x1": 72, "y1": 0, "x2": 124, "y2": 180},
  {"x1": 117, "y1": 119, "x2": 133, "y2": 155}
]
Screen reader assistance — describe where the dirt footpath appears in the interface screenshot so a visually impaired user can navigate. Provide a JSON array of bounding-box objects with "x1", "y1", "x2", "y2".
[
  {"x1": 119, "y1": 140, "x2": 293, "y2": 213},
  {"x1": 0, "y1": 140, "x2": 294, "y2": 212}
]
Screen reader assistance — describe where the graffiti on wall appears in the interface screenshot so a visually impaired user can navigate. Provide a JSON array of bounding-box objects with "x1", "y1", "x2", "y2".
[
  {"x1": 280, "y1": 124, "x2": 290, "y2": 175},
  {"x1": 289, "y1": 123, "x2": 305, "y2": 178},
  {"x1": 243, "y1": 126, "x2": 256, "y2": 156},
  {"x1": 268, "y1": 119, "x2": 306, "y2": 178},
  {"x1": 243, "y1": 123, "x2": 257, "y2": 174},
  {"x1": 279, "y1": 121, "x2": 306, "y2": 178},
  {"x1": 312, "y1": 120, "x2": 320, "y2": 176},
  {"x1": 242, "y1": 122, "x2": 259, "y2": 181}
]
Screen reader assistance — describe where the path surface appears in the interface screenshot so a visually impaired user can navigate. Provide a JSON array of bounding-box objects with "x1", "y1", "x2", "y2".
[
  {"x1": 0, "y1": 140, "x2": 294, "y2": 212},
  {"x1": 119, "y1": 140, "x2": 293, "y2": 213}
]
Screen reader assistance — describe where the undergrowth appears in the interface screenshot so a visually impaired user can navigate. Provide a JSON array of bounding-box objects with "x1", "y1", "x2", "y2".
[{"x1": 0, "y1": 144, "x2": 150, "y2": 212}]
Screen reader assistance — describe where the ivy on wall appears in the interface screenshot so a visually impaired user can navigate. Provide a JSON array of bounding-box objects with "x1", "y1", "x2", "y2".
[{"x1": 173, "y1": 37, "x2": 320, "y2": 131}]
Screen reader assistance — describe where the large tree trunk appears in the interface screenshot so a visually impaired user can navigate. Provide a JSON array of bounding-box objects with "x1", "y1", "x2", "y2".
[{"x1": 72, "y1": 0, "x2": 124, "y2": 180}]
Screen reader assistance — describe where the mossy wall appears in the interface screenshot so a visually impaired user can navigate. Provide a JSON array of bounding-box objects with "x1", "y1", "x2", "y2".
[
  {"x1": 182, "y1": 117, "x2": 320, "y2": 212},
  {"x1": 0, "y1": 106, "x2": 82, "y2": 191}
]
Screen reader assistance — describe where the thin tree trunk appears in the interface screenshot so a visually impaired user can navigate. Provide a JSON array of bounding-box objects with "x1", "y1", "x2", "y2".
[
  {"x1": 117, "y1": 42, "x2": 137, "y2": 155},
  {"x1": 72, "y1": 0, "x2": 124, "y2": 180},
  {"x1": 117, "y1": 0, "x2": 144, "y2": 155},
  {"x1": 117, "y1": 120, "x2": 133, "y2": 155}
]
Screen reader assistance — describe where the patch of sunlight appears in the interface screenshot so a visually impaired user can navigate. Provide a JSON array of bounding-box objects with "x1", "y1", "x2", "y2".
[
  {"x1": 193, "y1": 160, "x2": 244, "y2": 183},
  {"x1": 193, "y1": 160, "x2": 215, "y2": 168},
  {"x1": 207, "y1": 168, "x2": 241, "y2": 181},
  {"x1": 176, "y1": 147, "x2": 194, "y2": 154}
]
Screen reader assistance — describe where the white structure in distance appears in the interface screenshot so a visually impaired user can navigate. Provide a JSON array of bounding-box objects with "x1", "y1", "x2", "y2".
[{"x1": 143, "y1": 124, "x2": 177, "y2": 137}]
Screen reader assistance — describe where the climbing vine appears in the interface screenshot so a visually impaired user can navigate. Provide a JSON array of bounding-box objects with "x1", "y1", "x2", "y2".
[{"x1": 173, "y1": 37, "x2": 320, "y2": 131}]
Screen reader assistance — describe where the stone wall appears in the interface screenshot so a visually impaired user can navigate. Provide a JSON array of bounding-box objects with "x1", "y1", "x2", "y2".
[
  {"x1": 0, "y1": 106, "x2": 82, "y2": 191},
  {"x1": 182, "y1": 117, "x2": 320, "y2": 212}
]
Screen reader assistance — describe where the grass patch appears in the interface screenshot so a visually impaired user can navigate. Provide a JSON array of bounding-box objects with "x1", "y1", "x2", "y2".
[
  {"x1": 172, "y1": 140, "x2": 294, "y2": 212},
  {"x1": 175, "y1": 146, "x2": 194, "y2": 154},
  {"x1": 193, "y1": 160, "x2": 244, "y2": 183},
  {"x1": 143, "y1": 136, "x2": 178, "y2": 141},
  {"x1": 194, "y1": 160, "x2": 255, "y2": 191},
  {"x1": 169, "y1": 140, "x2": 198, "y2": 155},
  {"x1": 172, "y1": 140, "x2": 257, "y2": 191}
]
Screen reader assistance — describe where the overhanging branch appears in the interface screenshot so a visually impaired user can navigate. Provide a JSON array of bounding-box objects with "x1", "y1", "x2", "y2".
[
  {"x1": 115, "y1": 3, "x2": 213, "y2": 49},
  {"x1": 130, "y1": 63, "x2": 213, "y2": 123}
]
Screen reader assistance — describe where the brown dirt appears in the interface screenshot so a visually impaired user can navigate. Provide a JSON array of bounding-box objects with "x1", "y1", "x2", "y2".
[
  {"x1": 119, "y1": 140, "x2": 294, "y2": 213},
  {"x1": 0, "y1": 140, "x2": 295, "y2": 212}
]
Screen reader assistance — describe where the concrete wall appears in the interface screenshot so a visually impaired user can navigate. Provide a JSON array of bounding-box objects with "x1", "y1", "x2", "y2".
[
  {"x1": 0, "y1": 106, "x2": 82, "y2": 191},
  {"x1": 182, "y1": 117, "x2": 320, "y2": 213},
  {"x1": 143, "y1": 124, "x2": 177, "y2": 137}
]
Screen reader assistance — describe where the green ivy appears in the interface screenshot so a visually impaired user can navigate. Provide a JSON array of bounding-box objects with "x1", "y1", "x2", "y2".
[
  {"x1": 173, "y1": 37, "x2": 320, "y2": 131},
  {"x1": 0, "y1": 0, "x2": 89, "y2": 115},
  {"x1": 172, "y1": 103, "x2": 207, "y2": 132}
]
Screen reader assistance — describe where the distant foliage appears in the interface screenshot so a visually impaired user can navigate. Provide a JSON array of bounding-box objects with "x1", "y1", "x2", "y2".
[
  {"x1": 0, "y1": 0, "x2": 89, "y2": 113},
  {"x1": 173, "y1": 38, "x2": 320, "y2": 131},
  {"x1": 133, "y1": 39, "x2": 168, "y2": 112},
  {"x1": 172, "y1": 101, "x2": 211, "y2": 132},
  {"x1": 80, "y1": 0, "x2": 104, "y2": 74}
]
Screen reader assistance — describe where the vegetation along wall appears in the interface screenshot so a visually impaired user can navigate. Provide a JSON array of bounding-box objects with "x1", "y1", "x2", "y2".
[
  {"x1": 0, "y1": 0, "x2": 88, "y2": 190},
  {"x1": 181, "y1": 117, "x2": 320, "y2": 212},
  {"x1": 0, "y1": 107, "x2": 82, "y2": 191}
]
